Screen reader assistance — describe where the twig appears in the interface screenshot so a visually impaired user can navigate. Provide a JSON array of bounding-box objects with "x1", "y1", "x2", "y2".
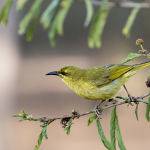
[
  {"x1": 14, "y1": 92, "x2": 150, "y2": 125},
  {"x1": 93, "y1": 0, "x2": 150, "y2": 8}
]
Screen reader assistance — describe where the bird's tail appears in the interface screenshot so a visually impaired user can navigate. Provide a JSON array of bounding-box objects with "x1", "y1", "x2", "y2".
[
  {"x1": 122, "y1": 61, "x2": 150, "y2": 80},
  {"x1": 133, "y1": 61, "x2": 150, "y2": 71}
]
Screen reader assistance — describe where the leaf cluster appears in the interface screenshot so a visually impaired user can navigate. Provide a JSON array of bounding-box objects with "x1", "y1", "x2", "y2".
[
  {"x1": 0, "y1": 0, "x2": 143, "y2": 48},
  {"x1": 88, "y1": 107, "x2": 126, "y2": 150}
]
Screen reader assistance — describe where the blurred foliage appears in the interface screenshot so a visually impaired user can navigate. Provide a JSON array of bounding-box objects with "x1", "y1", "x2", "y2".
[
  {"x1": 84, "y1": 0, "x2": 94, "y2": 27},
  {"x1": 0, "y1": 0, "x2": 146, "y2": 48},
  {"x1": 19, "y1": 0, "x2": 43, "y2": 41},
  {"x1": 47, "y1": 0, "x2": 73, "y2": 46},
  {"x1": 88, "y1": 0, "x2": 110, "y2": 48},
  {"x1": 0, "y1": 0, "x2": 13, "y2": 25},
  {"x1": 16, "y1": 0, "x2": 29, "y2": 11},
  {"x1": 122, "y1": 7, "x2": 141, "y2": 38}
]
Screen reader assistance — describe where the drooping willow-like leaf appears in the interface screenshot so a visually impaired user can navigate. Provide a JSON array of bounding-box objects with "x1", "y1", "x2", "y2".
[
  {"x1": 110, "y1": 107, "x2": 117, "y2": 150},
  {"x1": 145, "y1": 97, "x2": 150, "y2": 121},
  {"x1": 16, "y1": 0, "x2": 29, "y2": 11},
  {"x1": 96, "y1": 119, "x2": 114, "y2": 150},
  {"x1": 122, "y1": 7, "x2": 141, "y2": 38},
  {"x1": 0, "y1": 0, "x2": 13, "y2": 25},
  {"x1": 40, "y1": 0, "x2": 60, "y2": 29},
  {"x1": 88, "y1": 0, "x2": 110, "y2": 48},
  {"x1": 34, "y1": 126, "x2": 48, "y2": 150},
  {"x1": 18, "y1": 0, "x2": 43, "y2": 35},
  {"x1": 0, "y1": 0, "x2": 146, "y2": 48},
  {"x1": 84, "y1": 0, "x2": 94, "y2": 26},
  {"x1": 115, "y1": 112, "x2": 126, "y2": 150},
  {"x1": 48, "y1": 0, "x2": 74, "y2": 46},
  {"x1": 25, "y1": 19, "x2": 36, "y2": 41}
]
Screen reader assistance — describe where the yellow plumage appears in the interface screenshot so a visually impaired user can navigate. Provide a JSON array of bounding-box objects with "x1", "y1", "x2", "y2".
[{"x1": 46, "y1": 61, "x2": 150, "y2": 101}]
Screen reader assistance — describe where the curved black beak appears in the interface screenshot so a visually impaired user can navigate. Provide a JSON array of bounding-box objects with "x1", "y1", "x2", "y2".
[{"x1": 46, "y1": 71, "x2": 59, "y2": 76}]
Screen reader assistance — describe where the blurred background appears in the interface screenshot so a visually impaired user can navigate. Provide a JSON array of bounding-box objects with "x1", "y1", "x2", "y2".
[{"x1": 0, "y1": 0, "x2": 150, "y2": 150}]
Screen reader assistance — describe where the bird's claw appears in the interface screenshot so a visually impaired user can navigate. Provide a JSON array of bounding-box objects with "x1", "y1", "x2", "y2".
[
  {"x1": 94, "y1": 104, "x2": 103, "y2": 119},
  {"x1": 126, "y1": 96, "x2": 138, "y2": 106},
  {"x1": 126, "y1": 98, "x2": 133, "y2": 106}
]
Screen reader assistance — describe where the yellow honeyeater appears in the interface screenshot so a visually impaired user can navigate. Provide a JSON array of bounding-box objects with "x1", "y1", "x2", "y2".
[{"x1": 46, "y1": 61, "x2": 150, "y2": 101}]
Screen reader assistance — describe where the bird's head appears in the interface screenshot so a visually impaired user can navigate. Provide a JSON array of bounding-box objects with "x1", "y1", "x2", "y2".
[{"x1": 46, "y1": 66, "x2": 83, "y2": 80}]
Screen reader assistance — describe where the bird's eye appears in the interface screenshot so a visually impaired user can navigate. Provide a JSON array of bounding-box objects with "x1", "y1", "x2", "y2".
[{"x1": 60, "y1": 71, "x2": 69, "y2": 76}]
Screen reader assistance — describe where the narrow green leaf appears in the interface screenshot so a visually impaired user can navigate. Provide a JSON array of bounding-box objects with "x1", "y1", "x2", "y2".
[
  {"x1": 135, "y1": 104, "x2": 139, "y2": 121},
  {"x1": 121, "y1": 52, "x2": 142, "y2": 64},
  {"x1": 110, "y1": 107, "x2": 116, "y2": 150},
  {"x1": 40, "y1": 0, "x2": 60, "y2": 29},
  {"x1": 48, "y1": 19, "x2": 58, "y2": 46},
  {"x1": 25, "y1": 20, "x2": 36, "y2": 42},
  {"x1": 87, "y1": 113, "x2": 97, "y2": 126},
  {"x1": 84, "y1": 0, "x2": 94, "y2": 26},
  {"x1": 122, "y1": 7, "x2": 140, "y2": 38},
  {"x1": 48, "y1": 0, "x2": 73, "y2": 46},
  {"x1": 16, "y1": 0, "x2": 29, "y2": 11},
  {"x1": 145, "y1": 97, "x2": 150, "y2": 121},
  {"x1": 88, "y1": 0, "x2": 110, "y2": 48},
  {"x1": 96, "y1": 119, "x2": 113, "y2": 150},
  {"x1": 0, "y1": 0, "x2": 13, "y2": 25},
  {"x1": 35, "y1": 126, "x2": 48, "y2": 150},
  {"x1": 19, "y1": 0, "x2": 43, "y2": 35},
  {"x1": 56, "y1": 0, "x2": 73, "y2": 35},
  {"x1": 115, "y1": 113, "x2": 126, "y2": 150},
  {"x1": 64, "y1": 119, "x2": 73, "y2": 135}
]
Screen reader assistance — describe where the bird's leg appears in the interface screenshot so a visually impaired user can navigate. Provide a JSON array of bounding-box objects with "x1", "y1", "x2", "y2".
[
  {"x1": 94, "y1": 99, "x2": 117, "y2": 117},
  {"x1": 95, "y1": 108, "x2": 102, "y2": 118},
  {"x1": 94, "y1": 101, "x2": 104, "y2": 118},
  {"x1": 123, "y1": 85, "x2": 134, "y2": 105}
]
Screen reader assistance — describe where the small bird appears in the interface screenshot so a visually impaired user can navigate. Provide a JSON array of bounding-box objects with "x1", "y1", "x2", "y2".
[{"x1": 46, "y1": 61, "x2": 150, "y2": 101}]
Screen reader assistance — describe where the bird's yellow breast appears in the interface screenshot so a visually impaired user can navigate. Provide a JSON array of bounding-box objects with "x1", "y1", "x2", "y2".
[{"x1": 62, "y1": 76, "x2": 128, "y2": 101}]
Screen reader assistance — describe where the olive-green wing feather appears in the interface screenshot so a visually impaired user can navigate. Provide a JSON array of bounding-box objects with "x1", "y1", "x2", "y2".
[
  {"x1": 107, "y1": 64, "x2": 134, "y2": 80},
  {"x1": 86, "y1": 64, "x2": 134, "y2": 87}
]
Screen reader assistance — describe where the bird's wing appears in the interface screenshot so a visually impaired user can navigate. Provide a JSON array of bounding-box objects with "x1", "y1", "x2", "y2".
[
  {"x1": 107, "y1": 64, "x2": 134, "y2": 80},
  {"x1": 86, "y1": 64, "x2": 134, "y2": 87}
]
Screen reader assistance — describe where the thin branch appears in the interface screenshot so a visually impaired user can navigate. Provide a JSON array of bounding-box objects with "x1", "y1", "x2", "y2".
[
  {"x1": 93, "y1": 0, "x2": 150, "y2": 8},
  {"x1": 14, "y1": 92, "x2": 150, "y2": 125}
]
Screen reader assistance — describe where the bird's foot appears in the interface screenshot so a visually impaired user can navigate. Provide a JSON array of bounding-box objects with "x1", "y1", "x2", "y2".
[
  {"x1": 94, "y1": 102, "x2": 103, "y2": 119},
  {"x1": 126, "y1": 95, "x2": 137, "y2": 106}
]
